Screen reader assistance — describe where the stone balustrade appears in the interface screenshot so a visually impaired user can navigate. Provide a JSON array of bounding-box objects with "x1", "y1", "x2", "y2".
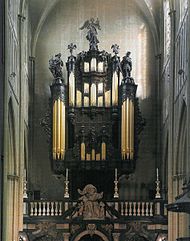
[
  {"x1": 30, "y1": 201, "x2": 63, "y2": 216},
  {"x1": 28, "y1": 200, "x2": 155, "y2": 217}
]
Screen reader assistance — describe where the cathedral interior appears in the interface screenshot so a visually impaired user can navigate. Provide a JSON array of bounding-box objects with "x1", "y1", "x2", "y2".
[{"x1": 0, "y1": 0, "x2": 190, "y2": 241}]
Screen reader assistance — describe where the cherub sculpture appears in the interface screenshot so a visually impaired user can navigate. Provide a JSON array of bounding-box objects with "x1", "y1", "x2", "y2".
[
  {"x1": 49, "y1": 53, "x2": 63, "y2": 79},
  {"x1": 77, "y1": 184, "x2": 105, "y2": 219},
  {"x1": 80, "y1": 18, "x2": 101, "y2": 50}
]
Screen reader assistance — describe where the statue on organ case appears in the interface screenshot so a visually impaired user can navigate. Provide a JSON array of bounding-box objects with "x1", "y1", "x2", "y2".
[
  {"x1": 49, "y1": 53, "x2": 63, "y2": 79},
  {"x1": 121, "y1": 51, "x2": 132, "y2": 79},
  {"x1": 77, "y1": 184, "x2": 105, "y2": 219}
]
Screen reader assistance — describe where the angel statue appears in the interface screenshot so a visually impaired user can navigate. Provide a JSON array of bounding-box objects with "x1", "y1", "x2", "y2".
[
  {"x1": 49, "y1": 53, "x2": 63, "y2": 79},
  {"x1": 80, "y1": 18, "x2": 101, "y2": 50},
  {"x1": 77, "y1": 184, "x2": 105, "y2": 219}
]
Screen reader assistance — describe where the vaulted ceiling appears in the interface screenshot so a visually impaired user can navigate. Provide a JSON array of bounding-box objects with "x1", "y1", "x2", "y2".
[{"x1": 29, "y1": 0, "x2": 162, "y2": 56}]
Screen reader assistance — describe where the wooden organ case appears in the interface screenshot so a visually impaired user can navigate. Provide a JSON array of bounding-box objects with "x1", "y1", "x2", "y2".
[{"x1": 48, "y1": 19, "x2": 144, "y2": 199}]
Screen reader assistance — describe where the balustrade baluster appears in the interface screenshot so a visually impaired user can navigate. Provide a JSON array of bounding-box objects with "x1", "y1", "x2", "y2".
[
  {"x1": 141, "y1": 202, "x2": 145, "y2": 216},
  {"x1": 42, "y1": 202, "x2": 46, "y2": 216},
  {"x1": 129, "y1": 202, "x2": 132, "y2": 216},
  {"x1": 51, "y1": 202, "x2": 54, "y2": 216},
  {"x1": 133, "y1": 202, "x2": 136, "y2": 216},
  {"x1": 115, "y1": 202, "x2": 119, "y2": 212},
  {"x1": 120, "y1": 202, "x2": 124, "y2": 215},
  {"x1": 46, "y1": 202, "x2": 50, "y2": 216},
  {"x1": 59, "y1": 202, "x2": 62, "y2": 216},
  {"x1": 150, "y1": 202, "x2": 153, "y2": 216},
  {"x1": 34, "y1": 202, "x2": 38, "y2": 216},
  {"x1": 38, "y1": 202, "x2": 42, "y2": 216},
  {"x1": 30, "y1": 202, "x2": 34, "y2": 216},
  {"x1": 137, "y1": 202, "x2": 141, "y2": 216},
  {"x1": 55, "y1": 202, "x2": 58, "y2": 216},
  {"x1": 145, "y1": 202, "x2": 149, "y2": 216},
  {"x1": 124, "y1": 202, "x2": 128, "y2": 216},
  {"x1": 64, "y1": 201, "x2": 69, "y2": 212}
]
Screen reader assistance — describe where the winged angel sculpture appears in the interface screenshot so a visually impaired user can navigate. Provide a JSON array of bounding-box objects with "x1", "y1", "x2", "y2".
[
  {"x1": 80, "y1": 18, "x2": 101, "y2": 50},
  {"x1": 77, "y1": 184, "x2": 105, "y2": 219}
]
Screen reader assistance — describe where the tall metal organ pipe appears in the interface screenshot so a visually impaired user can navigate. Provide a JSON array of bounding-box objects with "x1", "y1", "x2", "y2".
[
  {"x1": 121, "y1": 82, "x2": 137, "y2": 160},
  {"x1": 69, "y1": 72, "x2": 75, "y2": 106},
  {"x1": 51, "y1": 80, "x2": 66, "y2": 160}
]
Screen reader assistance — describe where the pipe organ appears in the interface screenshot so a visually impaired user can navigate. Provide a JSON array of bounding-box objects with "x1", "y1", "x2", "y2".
[
  {"x1": 50, "y1": 79, "x2": 66, "y2": 161},
  {"x1": 47, "y1": 20, "x2": 144, "y2": 175}
]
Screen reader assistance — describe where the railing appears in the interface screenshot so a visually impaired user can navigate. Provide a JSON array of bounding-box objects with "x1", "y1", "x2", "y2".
[
  {"x1": 28, "y1": 200, "x2": 154, "y2": 217},
  {"x1": 29, "y1": 201, "x2": 63, "y2": 216}
]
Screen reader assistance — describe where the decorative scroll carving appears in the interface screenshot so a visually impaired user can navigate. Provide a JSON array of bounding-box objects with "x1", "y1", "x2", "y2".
[
  {"x1": 49, "y1": 53, "x2": 64, "y2": 79},
  {"x1": 80, "y1": 18, "x2": 101, "y2": 50},
  {"x1": 101, "y1": 224, "x2": 113, "y2": 235},
  {"x1": 78, "y1": 184, "x2": 105, "y2": 219},
  {"x1": 28, "y1": 222, "x2": 63, "y2": 241},
  {"x1": 40, "y1": 108, "x2": 51, "y2": 143},
  {"x1": 71, "y1": 224, "x2": 81, "y2": 234},
  {"x1": 135, "y1": 98, "x2": 146, "y2": 135},
  {"x1": 87, "y1": 224, "x2": 97, "y2": 237},
  {"x1": 120, "y1": 222, "x2": 154, "y2": 241}
]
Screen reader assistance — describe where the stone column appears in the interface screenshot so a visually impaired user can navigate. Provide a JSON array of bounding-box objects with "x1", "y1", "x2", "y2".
[{"x1": 167, "y1": 7, "x2": 176, "y2": 241}]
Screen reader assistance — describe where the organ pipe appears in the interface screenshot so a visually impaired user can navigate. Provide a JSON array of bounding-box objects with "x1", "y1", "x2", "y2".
[
  {"x1": 69, "y1": 72, "x2": 75, "y2": 106},
  {"x1": 101, "y1": 142, "x2": 106, "y2": 160},
  {"x1": 81, "y1": 142, "x2": 86, "y2": 160},
  {"x1": 52, "y1": 100, "x2": 57, "y2": 160},
  {"x1": 50, "y1": 76, "x2": 66, "y2": 161},
  {"x1": 112, "y1": 71, "x2": 118, "y2": 105},
  {"x1": 92, "y1": 149, "x2": 95, "y2": 161},
  {"x1": 91, "y1": 84, "x2": 96, "y2": 106},
  {"x1": 52, "y1": 98, "x2": 66, "y2": 160},
  {"x1": 130, "y1": 100, "x2": 134, "y2": 159},
  {"x1": 76, "y1": 90, "x2": 82, "y2": 107},
  {"x1": 60, "y1": 101, "x2": 65, "y2": 159},
  {"x1": 91, "y1": 58, "x2": 97, "y2": 71},
  {"x1": 121, "y1": 101, "x2": 126, "y2": 160},
  {"x1": 120, "y1": 82, "x2": 136, "y2": 160},
  {"x1": 126, "y1": 98, "x2": 130, "y2": 159},
  {"x1": 105, "y1": 90, "x2": 111, "y2": 107},
  {"x1": 57, "y1": 99, "x2": 61, "y2": 159}
]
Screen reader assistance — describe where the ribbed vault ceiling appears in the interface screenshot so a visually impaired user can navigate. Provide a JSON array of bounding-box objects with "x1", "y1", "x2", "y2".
[{"x1": 29, "y1": 0, "x2": 162, "y2": 55}]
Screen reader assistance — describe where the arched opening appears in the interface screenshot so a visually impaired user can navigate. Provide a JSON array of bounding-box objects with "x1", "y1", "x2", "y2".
[
  {"x1": 73, "y1": 230, "x2": 109, "y2": 241},
  {"x1": 79, "y1": 234, "x2": 104, "y2": 241}
]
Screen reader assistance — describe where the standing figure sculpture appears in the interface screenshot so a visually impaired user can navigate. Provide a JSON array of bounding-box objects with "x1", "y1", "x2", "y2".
[
  {"x1": 121, "y1": 51, "x2": 132, "y2": 79},
  {"x1": 49, "y1": 53, "x2": 63, "y2": 79},
  {"x1": 80, "y1": 18, "x2": 101, "y2": 50}
]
